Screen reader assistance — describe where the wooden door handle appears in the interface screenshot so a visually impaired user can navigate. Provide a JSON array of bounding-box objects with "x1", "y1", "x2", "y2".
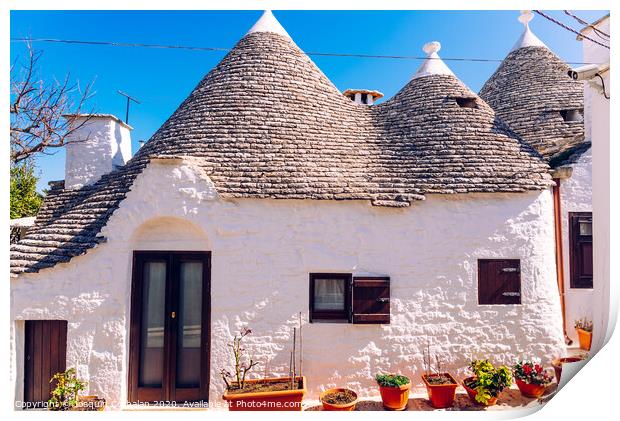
[{"x1": 171, "y1": 311, "x2": 176, "y2": 319}]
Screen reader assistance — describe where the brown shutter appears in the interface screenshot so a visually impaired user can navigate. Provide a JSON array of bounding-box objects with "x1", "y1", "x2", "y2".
[
  {"x1": 351, "y1": 277, "x2": 390, "y2": 324},
  {"x1": 569, "y1": 212, "x2": 593, "y2": 289},
  {"x1": 478, "y1": 259, "x2": 521, "y2": 305}
]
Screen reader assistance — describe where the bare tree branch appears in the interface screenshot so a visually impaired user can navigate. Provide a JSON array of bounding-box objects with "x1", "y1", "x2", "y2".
[{"x1": 10, "y1": 40, "x2": 96, "y2": 163}]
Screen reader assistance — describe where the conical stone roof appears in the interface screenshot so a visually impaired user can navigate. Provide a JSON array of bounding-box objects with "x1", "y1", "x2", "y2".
[
  {"x1": 10, "y1": 14, "x2": 553, "y2": 274},
  {"x1": 479, "y1": 12, "x2": 586, "y2": 162}
]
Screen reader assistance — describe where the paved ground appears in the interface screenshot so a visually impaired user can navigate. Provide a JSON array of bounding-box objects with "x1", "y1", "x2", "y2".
[{"x1": 303, "y1": 384, "x2": 559, "y2": 411}]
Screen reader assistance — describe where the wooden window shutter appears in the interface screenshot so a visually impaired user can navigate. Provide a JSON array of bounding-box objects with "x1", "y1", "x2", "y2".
[
  {"x1": 569, "y1": 212, "x2": 593, "y2": 289},
  {"x1": 351, "y1": 277, "x2": 390, "y2": 324},
  {"x1": 478, "y1": 259, "x2": 521, "y2": 305}
]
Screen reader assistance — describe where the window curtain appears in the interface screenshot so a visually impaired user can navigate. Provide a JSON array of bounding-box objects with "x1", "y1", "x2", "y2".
[{"x1": 314, "y1": 278, "x2": 345, "y2": 310}]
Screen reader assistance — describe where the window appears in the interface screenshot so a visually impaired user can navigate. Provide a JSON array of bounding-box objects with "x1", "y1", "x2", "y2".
[
  {"x1": 560, "y1": 109, "x2": 583, "y2": 122},
  {"x1": 478, "y1": 259, "x2": 521, "y2": 305},
  {"x1": 455, "y1": 97, "x2": 478, "y2": 109},
  {"x1": 309, "y1": 273, "x2": 390, "y2": 324},
  {"x1": 569, "y1": 212, "x2": 593, "y2": 289}
]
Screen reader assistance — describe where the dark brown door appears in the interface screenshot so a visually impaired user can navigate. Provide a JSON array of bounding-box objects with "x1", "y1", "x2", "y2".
[
  {"x1": 24, "y1": 320, "x2": 68, "y2": 407},
  {"x1": 128, "y1": 251, "x2": 210, "y2": 404},
  {"x1": 569, "y1": 212, "x2": 593, "y2": 289}
]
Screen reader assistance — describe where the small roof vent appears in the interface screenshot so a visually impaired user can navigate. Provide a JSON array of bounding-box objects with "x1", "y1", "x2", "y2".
[{"x1": 343, "y1": 89, "x2": 384, "y2": 105}]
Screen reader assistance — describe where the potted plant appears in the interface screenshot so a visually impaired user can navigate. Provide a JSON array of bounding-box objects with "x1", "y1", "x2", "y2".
[
  {"x1": 221, "y1": 326, "x2": 306, "y2": 411},
  {"x1": 512, "y1": 361, "x2": 553, "y2": 398},
  {"x1": 552, "y1": 354, "x2": 588, "y2": 384},
  {"x1": 319, "y1": 388, "x2": 358, "y2": 411},
  {"x1": 574, "y1": 317, "x2": 593, "y2": 351},
  {"x1": 375, "y1": 373, "x2": 411, "y2": 410},
  {"x1": 48, "y1": 368, "x2": 105, "y2": 411},
  {"x1": 462, "y1": 359, "x2": 512, "y2": 406},
  {"x1": 420, "y1": 346, "x2": 458, "y2": 409}
]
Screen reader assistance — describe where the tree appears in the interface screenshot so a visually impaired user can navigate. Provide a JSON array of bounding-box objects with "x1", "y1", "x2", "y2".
[
  {"x1": 10, "y1": 161, "x2": 43, "y2": 220},
  {"x1": 10, "y1": 40, "x2": 94, "y2": 163}
]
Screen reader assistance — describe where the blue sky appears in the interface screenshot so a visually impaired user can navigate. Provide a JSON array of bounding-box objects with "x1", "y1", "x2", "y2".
[{"x1": 10, "y1": 10, "x2": 608, "y2": 192}]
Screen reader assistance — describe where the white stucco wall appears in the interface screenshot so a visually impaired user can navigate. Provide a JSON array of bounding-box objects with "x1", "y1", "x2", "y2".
[
  {"x1": 559, "y1": 149, "x2": 593, "y2": 343},
  {"x1": 10, "y1": 158, "x2": 565, "y2": 409},
  {"x1": 580, "y1": 18, "x2": 611, "y2": 350},
  {"x1": 64, "y1": 116, "x2": 132, "y2": 189}
]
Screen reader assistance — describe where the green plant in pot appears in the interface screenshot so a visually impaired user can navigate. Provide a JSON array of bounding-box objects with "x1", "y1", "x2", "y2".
[
  {"x1": 462, "y1": 360, "x2": 512, "y2": 406},
  {"x1": 513, "y1": 360, "x2": 553, "y2": 398},
  {"x1": 48, "y1": 368, "x2": 86, "y2": 411},
  {"x1": 375, "y1": 373, "x2": 411, "y2": 411}
]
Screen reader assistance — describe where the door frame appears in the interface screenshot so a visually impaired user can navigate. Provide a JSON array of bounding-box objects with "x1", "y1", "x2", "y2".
[{"x1": 128, "y1": 250, "x2": 211, "y2": 404}]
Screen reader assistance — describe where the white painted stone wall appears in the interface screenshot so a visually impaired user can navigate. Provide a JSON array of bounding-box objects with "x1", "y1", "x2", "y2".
[
  {"x1": 64, "y1": 115, "x2": 132, "y2": 189},
  {"x1": 580, "y1": 16, "x2": 611, "y2": 351},
  {"x1": 560, "y1": 149, "x2": 593, "y2": 344},
  {"x1": 10, "y1": 158, "x2": 565, "y2": 409}
]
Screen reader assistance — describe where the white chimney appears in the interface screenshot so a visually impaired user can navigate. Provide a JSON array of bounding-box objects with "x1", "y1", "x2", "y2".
[
  {"x1": 342, "y1": 89, "x2": 384, "y2": 105},
  {"x1": 63, "y1": 114, "x2": 132, "y2": 189}
]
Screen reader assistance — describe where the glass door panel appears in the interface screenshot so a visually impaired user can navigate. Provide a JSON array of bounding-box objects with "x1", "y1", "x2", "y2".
[
  {"x1": 139, "y1": 261, "x2": 166, "y2": 387},
  {"x1": 176, "y1": 261, "x2": 203, "y2": 388}
]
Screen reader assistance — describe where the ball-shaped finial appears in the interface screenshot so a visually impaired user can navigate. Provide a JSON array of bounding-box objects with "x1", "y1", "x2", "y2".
[
  {"x1": 518, "y1": 10, "x2": 534, "y2": 26},
  {"x1": 423, "y1": 41, "x2": 441, "y2": 55}
]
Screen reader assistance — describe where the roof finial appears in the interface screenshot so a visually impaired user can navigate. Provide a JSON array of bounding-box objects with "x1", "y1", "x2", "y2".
[
  {"x1": 247, "y1": 10, "x2": 291, "y2": 39},
  {"x1": 511, "y1": 10, "x2": 547, "y2": 51},
  {"x1": 518, "y1": 10, "x2": 534, "y2": 27},
  {"x1": 412, "y1": 41, "x2": 455, "y2": 80}
]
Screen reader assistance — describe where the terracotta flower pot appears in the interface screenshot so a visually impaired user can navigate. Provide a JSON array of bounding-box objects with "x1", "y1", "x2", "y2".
[
  {"x1": 462, "y1": 377, "x2": 498, "y2": 406},
  {"x1": 577, "y1": 328, "x2": 592, "y2": 351},
  {"x1": 552, "y1": 356, "x2": 586, "y2": 384},
  {"x1": 378, "y1": 382, "x2": 410, "y2": 411},
  {"x1": 515, "y1": 379, "x2": 546, "y2": 398},
  {"x1": 222, "y1": 376, "x2": 306, "y2": 411},
  {"x1": 421, "y1": 373, "x2": 458, "y2": 409},
  {"x1": 319, "y1": 388, "x2": 358, "y2": 411},
  {"x1": 70, "y1": 395, "x2": 106, "y2": 411}
]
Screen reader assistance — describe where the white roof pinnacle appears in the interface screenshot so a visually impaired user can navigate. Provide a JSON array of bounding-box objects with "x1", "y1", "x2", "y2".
[
  {"x1": 247, "y1": 10, "x2": 291, "y2": 39},
  {"x1": 511, "y1": 10, "x2": 547, "y2": 51},
  {"x1": 411, "y1": 41, "x2": 455, "y2": 80}
]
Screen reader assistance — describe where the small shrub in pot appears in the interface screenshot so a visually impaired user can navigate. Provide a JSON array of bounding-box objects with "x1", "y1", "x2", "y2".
[
  {"x1": 462, "y1": 359, "x2": 512, "y2": 406},
  {"x1": 574, "y1": 318, "x2": 593, "y2": 351},
  {"x1": 420, "y1": 345, "x2": 458, "y2": 408},
  {"x1": 375, "y1": 373, "x2": 411, "y2": 410}
]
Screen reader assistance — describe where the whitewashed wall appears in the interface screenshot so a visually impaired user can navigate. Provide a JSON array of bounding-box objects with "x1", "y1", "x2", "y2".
[
  {"x1": 581, "y1": 16, "x2": 611, "y2": 351},
  {"x1": 10, "y1": 158, "x2": 565, "y2": 409},
  {"x1": 560, "y1": 149, "x2": 593, "y2": 343}
]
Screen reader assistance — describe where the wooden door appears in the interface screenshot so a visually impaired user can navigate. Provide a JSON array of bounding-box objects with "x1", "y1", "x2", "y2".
[
  {"x1": 478, "y1": 259, "x2": 521, "y2": 305},
  {"x1": 569, "y1": 212, "x2": 593, "y2": 288},
  {"x1": 24, "y1": 320, "x2": 68, "y2": 407},
  {"x1": 128, "y1": 251, "x2": 210, "y2": 404}
]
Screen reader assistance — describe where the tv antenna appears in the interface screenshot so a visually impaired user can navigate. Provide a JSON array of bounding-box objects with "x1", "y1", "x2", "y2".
[{"x1": 117, "y1": 90, "x2": 141, "y2": 124}]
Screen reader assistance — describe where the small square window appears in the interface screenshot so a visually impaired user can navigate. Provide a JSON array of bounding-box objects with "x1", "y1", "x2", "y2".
[{"x1": 309, "y1": 273, "x2": 351, "y2": 322}]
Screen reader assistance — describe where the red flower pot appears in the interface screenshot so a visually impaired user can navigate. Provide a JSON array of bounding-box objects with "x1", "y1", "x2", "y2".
[
  {"x1": 515, "y1": 379, "x2": 546, "y2": 398},
  {"x1": 462, "y1": 377, "x2": 498, "y2": 406},
  {"x1": 552, "y1": 356, "x2": 586, "y2": 384},
  {"x1": 378, "y1": 382, "x2": 410, "y2": 411},
  {"x1": 222, "y1": 376, "x2": 306, "y2": 411},
  {"x1": 421, "y1": 373, "x2": 458, "y2": 409}
]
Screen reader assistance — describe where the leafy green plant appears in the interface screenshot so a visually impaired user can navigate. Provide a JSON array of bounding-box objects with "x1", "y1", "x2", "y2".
[
  {"x1": 375, "y1": 373, "x2": 410, "y2": 388},
  {"x1": 466, "y1": 360, "x2": 512, "y2": 405},
  {"x1": 47, "y1": 368, "x2": 87, "y2": 411},
  {"x1": 574, "y1": 317, "x2": 593, "y2": 332}
]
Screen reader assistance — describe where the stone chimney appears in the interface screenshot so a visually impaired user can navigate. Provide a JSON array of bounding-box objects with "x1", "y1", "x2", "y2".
[
  {"x1": 342, "y1": 89, "x2": 384, "y2": 105},
  {"x1": 63, "y1": 114, "x2": 132, "y2": 189}
]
